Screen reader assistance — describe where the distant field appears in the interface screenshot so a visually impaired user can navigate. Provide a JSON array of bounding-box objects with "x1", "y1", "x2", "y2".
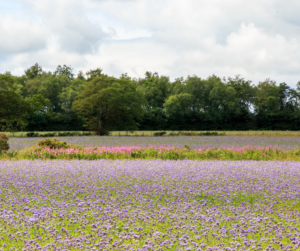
[
  {"x1": 112, "y1": 130, "x2": 300, "y2": 137},
  {"x1": 8, "y1": 135, "x2": 300, "y2": 151},
  {"x1": 2, "y1": 131, "x2": 90, "y2": 137},
  {"x1": 3, "y1": 130, "x2": 300, "y2": 137}
]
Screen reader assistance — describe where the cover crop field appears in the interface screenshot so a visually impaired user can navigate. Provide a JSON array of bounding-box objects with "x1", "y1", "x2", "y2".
[
  {"x1": 8, "y1": 136, "x2": 300, "y2": 151},
  {"x1": 0, "y1": 160, "x2": 300, "y2": 250}
]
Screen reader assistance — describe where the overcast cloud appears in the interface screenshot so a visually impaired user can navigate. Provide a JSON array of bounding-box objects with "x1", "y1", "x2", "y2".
[{"x1": 1, "y1": 0, "x2": 300, "y2": 85}]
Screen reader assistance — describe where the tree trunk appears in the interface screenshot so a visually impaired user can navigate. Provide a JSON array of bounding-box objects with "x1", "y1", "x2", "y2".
[{"x1": 97, "y1": 115, "x2": 102, "y2": 135}]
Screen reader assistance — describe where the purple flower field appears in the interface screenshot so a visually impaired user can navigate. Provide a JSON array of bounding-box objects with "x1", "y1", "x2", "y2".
[
  {"x1": 8, "y1": 136, "x2": 300, "y2": 151},
  {"x1": 0, "y1": 160, "x2": 300, "y2": 250}
]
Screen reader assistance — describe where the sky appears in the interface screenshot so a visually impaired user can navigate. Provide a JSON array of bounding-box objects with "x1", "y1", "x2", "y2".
[{"x1": 1, "y1": 0, "x2": 300, "y2": 86}]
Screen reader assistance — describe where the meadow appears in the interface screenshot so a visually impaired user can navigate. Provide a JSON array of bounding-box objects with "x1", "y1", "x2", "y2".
[
  {"x1": 15, "y1": 145, "x2": 300, "y2": 161},
  {"x1": 1, "y1": 134, "x2": 300, "y2": 250},
  {"x1": 4, "y1": 130, "x2": 300, "y2": 138},
  {"x1": 8, "y1": 135, "x2": 300, "y2": 151},
  {"x1": 0, "y1": 160, "x2": 299, "y2": 250}
]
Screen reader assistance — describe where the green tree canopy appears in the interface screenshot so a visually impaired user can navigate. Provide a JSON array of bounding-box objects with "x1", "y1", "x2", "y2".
[
  {"x1": 0, "y1": 75, "x2": 50, "y2": 131},
  {"x1": 164, "y1": 93, "x2": 193, "y2": 117},
  {"x1": 26, "y1": 73, "x2": 69, "y2": 111},
  {"x1": 54, "y1": 65, "x2": 74, "y2": 80},
  {"x1": 138, "y1": 72, "x2": 170, "y2": 109},
  {"x1": 59, "y1": 78, "x2": 87, "y2": 112},
  {"x1": 86, "y1": 68, "x2": 104, "y2": 81},
  {"x1": 25, "y1": 63, "x2": 43, "y2": 80},
  {"x1": 0, "y1": 75, "x2": 27, "y2": 130},
  {"x1": 4, "y1": 64, "x2": 300, "y2": 132},
  {"x1": 72, "y1": 76, "x2": 146, "y2": 134}
]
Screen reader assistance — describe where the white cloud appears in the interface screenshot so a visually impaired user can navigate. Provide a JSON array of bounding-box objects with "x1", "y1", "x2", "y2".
[
  {"x1": 0, "y1": 13, "x2": 47, "y2": 54},
  {"x1": 86, "y1": 38, "x2": 179, "y2": 78},
  {"x1": 169, "y1": 23, "x2": 300, "y2": 83},
  {"x1": 1, "y1": 0, "x2": 300, "y2": 85},
  {"x1": 23, "y1": 0, "x2": 107, "y2": 53}
]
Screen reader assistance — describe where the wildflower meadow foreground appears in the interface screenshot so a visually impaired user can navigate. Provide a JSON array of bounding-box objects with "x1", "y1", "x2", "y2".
[
  {"x1": 0, "y1": 160, "x2": 300, "y2": 250},
  {"x1": 17, "y1": 144, "x2": 300, "y2": 161}
]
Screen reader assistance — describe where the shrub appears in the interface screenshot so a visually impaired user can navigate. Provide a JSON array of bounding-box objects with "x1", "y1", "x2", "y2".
[
  {"x1": 154, "y1": 132, "x2": 166, "y2": 136},
  {"x1": 37, "y1": 138, "x2": 81, "y2": 149},
  {"x1": 181, "y1": 132, "x2": 193, "y2": 136},
  {"x1": 27, "y1": 132, "x2": 39, "y2": 137},
  {"x1": 58, "y1": 132, "x2": 92, "y2": 137},
  {"x1": 184, "y1": 145, "x2": 191, "y2": 151},
  {"x1": 58, "y1": 132, "x2": 74, "y2": 136},
  {"x1": 27, "y1": 131, "x2": 92, "y2": 138},
  {"x1": 184, "y1": 132, "x2": 222, "y2": 136},
  {"x1": 171, "y1": 131, "x2": 223, "y2": 136},
  {"x1": 82, "y1": 132, "x2": 92, "y2": 136},
  {"x1": 198, "y1": 132, "x2": 219, "y2": 136},
  {"x1": 98, "y1": 131, "x2": 110, "y2": 136},
  {"x1": 40, "y1": 133, "x2": 56, "y2": 137},
  {"x1": 0, "y1": 133, "x2": 9, "y2": 154}
]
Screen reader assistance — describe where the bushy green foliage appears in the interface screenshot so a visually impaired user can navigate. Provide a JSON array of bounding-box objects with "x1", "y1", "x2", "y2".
[
  {"x1": 98, "y1": 131, "x2": 111, "y2": 136},
  {"x1": 27, "y1": 132, "x2": 56, "y2": 137},
  {"x1": 37, "y1": 138, "x2": 81, "y2": 149},
  {"x1": 153, "y1": 131, "x2": 166, "y2": 136},
  {"x1": 168, "y1": 131, "x2": 223, "y2": 136},
  {"x1": 0, "y1": 75, "x2": 28, "y2": 131},
  {"x1": 41, "y1": 133, "x2": 56, "y2": 137},
  {"x1": 73, "y1": 76, "x2": 146, "y2": 134},
  {"x1": 57, "y1": 132, "x2": 92, "y2": 136},
  {"x1": 26, "y1": 132, "x2": 39, "y2": 137},
  {"x1": 0, "y1": 74, "x2": 51, "y2": 131},
  {"x1": 17, "y1": 145, "x2": 300, "y2": 161},
  {"x1": 0, "y1": 133, "x2": 9, "y2": 154},
  {"x1": 26, "y1": 131, "x2": 92, "y2": 137},
  {"x1": 3, "y1": 64, "x2": 300, "y2": 132}
]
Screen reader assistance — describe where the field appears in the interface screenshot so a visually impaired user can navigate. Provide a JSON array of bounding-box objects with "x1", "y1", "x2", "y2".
[
  {"x1": 4, "y1": 130, "x2": 300, "y2": 138},
  {"x1": 8, "y1": 135, "x2": 300, "y2": 151},
  {"x1": 1, "y1": 134, "x2": 300, "y2": 250},
  {"x1": 0, "y1": 160, "x2": 299, "y2": 250}
]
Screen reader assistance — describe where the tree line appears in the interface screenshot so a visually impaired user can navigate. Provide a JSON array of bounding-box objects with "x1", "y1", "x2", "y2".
[{"x1": 1, "y1": 63, "x2": 300, "y2": 134}]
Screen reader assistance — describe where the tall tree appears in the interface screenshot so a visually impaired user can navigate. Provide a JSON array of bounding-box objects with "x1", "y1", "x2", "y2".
[
  {"x1": 164, "y1": 93, "x2": 193, "y2": 117},
  {"x1": 86, "y1": 68, "x2": 104, "y2": 81},
  {"x1": 24, "y1": 63, "x2": 43, "y2": 80},
  {"x1": 26, "y1": 73, "x2": 69, "y2": 111},
  {"x1": 137, "y1": 72, "x2": 171, "y2": 130},
  {"x1": 0, "y1": 75, "x2": 50, "y2": 131},
  {"x1": 139, "y1": 72, "x2": 170, "y2": 109},
  {"x1": 0, "y1": 75, "x2": 27, "y2": 130},
  {"x1": 54, "y1": 65, "x2": 74, "y2": 80},
  {"x1": 73, "y1": 76, "x2": 146, "y2": 134},
  {"x1": 253, "y1": 79, "x2": 298, "y2": 129},
  {"x1": 59, "y1": 78, "x2": 87, "y2": 112}
]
